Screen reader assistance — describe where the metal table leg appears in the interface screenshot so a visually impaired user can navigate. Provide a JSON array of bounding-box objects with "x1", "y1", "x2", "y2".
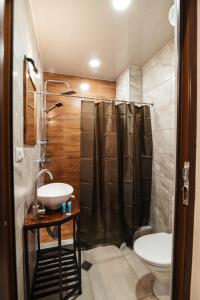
[
  {"x1": 73, "y1": 218, "x2": 76, "y2": 254},
  {"x1": 24, "y1": 228, "x2": 30, "y2": 300},
  {"x1": 37, "y1": 229, "x2": 40, "y2": 252},
  {"x1": 76, "y1": 216, "x2": 82, "y2": 295},
  {"x1": 58, "y1": 224, "x2": 63, "y2": 300}
]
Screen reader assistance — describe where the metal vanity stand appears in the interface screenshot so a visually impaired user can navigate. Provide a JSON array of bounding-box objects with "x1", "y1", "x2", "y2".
[{"x1": 23, "y1": 198, "x2": 82, "y2": 300}]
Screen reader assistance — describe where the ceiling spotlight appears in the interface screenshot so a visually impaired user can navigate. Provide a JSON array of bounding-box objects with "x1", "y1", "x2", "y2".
[
  {"x1": 89, "y1": 58, "x2": 101, "y2": 68},
  {"x1": 112, "y1": 0, "x2": 131, "y2": 11},
  {"x1": 80, "y1": 83, "x2": 90, "y2": 92}
]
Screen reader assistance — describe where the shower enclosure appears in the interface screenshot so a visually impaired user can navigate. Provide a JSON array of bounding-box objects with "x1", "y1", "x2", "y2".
[{"x1": 36, "y1": 78, "x2": 153, "y2": 246}]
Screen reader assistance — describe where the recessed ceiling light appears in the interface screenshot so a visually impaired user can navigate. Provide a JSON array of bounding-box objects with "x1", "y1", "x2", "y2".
[
  {"x1": 80, "y1": 83, "x2": 90, "y2": 92},
  {"x1": 112, "y1": 0, "x2": 131, "y2": 11},
  {"x1": 89, "y1": 58, "x2": 101, "y2": 68}
]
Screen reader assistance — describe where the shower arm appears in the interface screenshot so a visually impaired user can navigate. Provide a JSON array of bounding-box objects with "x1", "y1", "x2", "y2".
[
  {"x1": 43, "y1": 102, "x2": 63, "y2": 113},
  {"x1": 43, "y1": 104, "x2": 56, "y2": 113}
]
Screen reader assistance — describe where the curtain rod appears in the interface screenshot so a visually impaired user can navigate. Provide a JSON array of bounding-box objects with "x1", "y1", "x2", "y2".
[{"x1": 35, "y1": 91, "x2": 153, "y2": 106}]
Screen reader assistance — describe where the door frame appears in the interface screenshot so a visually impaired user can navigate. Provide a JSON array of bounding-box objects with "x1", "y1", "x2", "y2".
[
  {"x1": 0, "y1": 0, "x2": 198, "y2": 299},
  {"x1": 172, "y1": 0, "x2": 197, "y2": 299},
  {"x1": 0, "y1": 0, "x2": 17, "y2": 299}
]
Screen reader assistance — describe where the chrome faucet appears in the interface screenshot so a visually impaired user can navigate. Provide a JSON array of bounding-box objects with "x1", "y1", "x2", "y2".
[{"x1": 33, "y1": 169, "x2": 54, "y2": 220}]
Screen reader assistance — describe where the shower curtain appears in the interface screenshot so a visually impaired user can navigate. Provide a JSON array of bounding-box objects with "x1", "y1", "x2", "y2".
[
  {"x1": 80, "y1": 101, "x2": 152, "y2": 248},
  {"x1": 117, "y1": 103, "x2": 153, "y2": 245}
]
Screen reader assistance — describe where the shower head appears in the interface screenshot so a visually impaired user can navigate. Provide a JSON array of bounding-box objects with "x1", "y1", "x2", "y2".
[
  {"x1": 61, "y1": 90, "x2": 76, "y2": 96},
  {"x1": 44, "y1": 102, "x2": 63, "y2": 113},
  {"x1": 55, "y1": 102, "x2": 63, "y2": 108}
]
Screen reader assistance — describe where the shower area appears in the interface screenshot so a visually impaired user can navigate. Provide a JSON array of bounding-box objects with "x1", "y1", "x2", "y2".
[
  {"x1": 38, "y1": 73, "x2": 153, "y2": 247},
  {"x1": 80, "y1": 101, "x2": 152, "y2": 247}
]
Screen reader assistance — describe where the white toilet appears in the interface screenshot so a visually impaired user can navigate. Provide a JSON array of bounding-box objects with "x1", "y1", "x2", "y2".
[{"x1": 134, "y1": 232, "x2": 172, "y2": 300}]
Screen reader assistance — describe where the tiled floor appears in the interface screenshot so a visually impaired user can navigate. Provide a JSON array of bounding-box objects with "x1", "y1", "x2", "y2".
[{"x1": 46, "y1": 245, "x2": 158, "y2": 300}]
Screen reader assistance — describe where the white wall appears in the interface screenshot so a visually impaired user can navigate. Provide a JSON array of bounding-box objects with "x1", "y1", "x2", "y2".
[
  {"x1": 142, "y1": 40, "x2": 176, "y2": 233},
  {"x1": 190, "y1": 0, "x2": 200, "y2": 298},
  {"x1": 116, "y1": 40, "x2": 176, "y2": 233},
  {"x1": 13, "y1": 0, "x2": 43, "y2": 298},
  {"x1": 116, "y1": 66, "x2": 142, "y2": 102}
]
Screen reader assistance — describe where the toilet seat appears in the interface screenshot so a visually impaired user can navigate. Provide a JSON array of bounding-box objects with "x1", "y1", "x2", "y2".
[{"x1": 134, "y1": 232, "x2": 172, "y2": 267}]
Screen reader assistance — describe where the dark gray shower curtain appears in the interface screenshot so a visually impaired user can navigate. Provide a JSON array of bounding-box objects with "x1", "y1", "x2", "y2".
[
  {"x1": 117, "y1": 103, "x2": 152, "y2": 245},
  {"x1": 80, "y1": 101, "x2": 152, "y2": 248}
]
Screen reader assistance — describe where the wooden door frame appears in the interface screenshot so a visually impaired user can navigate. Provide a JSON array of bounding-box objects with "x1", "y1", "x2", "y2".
[
  {"x1": 0, "y1": 0, "x2": 198, "y2": 299},
  {"x1": 0, "y1": 0, "x2": 17, "y2": 299},
  {"x1": 172, "y1": 0, "x2": 197, "y2": 299}
]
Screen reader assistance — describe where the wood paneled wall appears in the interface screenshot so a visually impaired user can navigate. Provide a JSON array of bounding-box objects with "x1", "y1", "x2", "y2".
[{"x1": 41, "y1": 73, "x2": 116, "y2": 242}]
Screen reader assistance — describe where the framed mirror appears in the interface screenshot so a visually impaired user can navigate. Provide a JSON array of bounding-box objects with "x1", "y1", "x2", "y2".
[{"x1": 23, "y1": 57, "x2": 37, "y2": 145}]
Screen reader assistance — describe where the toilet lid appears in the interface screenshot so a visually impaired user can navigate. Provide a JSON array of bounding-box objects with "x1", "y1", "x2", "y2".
[{"x1": 134, "y1": 233, "x2": 172, "y2": 267}]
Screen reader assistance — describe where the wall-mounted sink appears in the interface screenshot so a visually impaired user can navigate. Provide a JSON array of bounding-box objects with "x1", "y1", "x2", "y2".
[{"x1": 37, "y1": 182, "x2": 73, "y2": 210}]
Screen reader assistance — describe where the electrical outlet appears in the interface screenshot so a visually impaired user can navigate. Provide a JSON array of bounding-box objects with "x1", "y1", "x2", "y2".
[{"x1": 15, "y1": 147, "x2": 24, "y2": 162}]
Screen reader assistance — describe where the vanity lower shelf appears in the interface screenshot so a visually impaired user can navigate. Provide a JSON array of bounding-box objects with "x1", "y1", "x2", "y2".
[{"x1": 32, "y1": 246, "x2": 81, "y2": 299}]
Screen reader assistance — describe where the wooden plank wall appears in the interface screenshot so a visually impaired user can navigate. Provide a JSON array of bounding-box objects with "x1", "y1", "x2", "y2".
[{"x1": 41, "y1": 72, "x2": 116, "y2": 242}]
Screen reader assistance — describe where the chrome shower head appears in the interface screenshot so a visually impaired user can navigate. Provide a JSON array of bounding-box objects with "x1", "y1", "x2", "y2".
[
  {"x1": 44, "y1": 102, "x2": 63, "y2": 113},
  {"x1": 61, "y1": 90, "x2": 77, "y2": 96},
  {"x1": 55, "y1": 102, "x2": 63, "y2": 108}
]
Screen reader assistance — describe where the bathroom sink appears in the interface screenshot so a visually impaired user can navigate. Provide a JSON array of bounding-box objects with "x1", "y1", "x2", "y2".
[{"x1": 37, "y1": 183, "x2": 73, "y2": 210}]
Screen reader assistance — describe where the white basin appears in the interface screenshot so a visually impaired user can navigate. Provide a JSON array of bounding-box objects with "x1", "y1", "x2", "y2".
[{"x1": 37, "y1": 183, "x2": 73, "y2": 210}]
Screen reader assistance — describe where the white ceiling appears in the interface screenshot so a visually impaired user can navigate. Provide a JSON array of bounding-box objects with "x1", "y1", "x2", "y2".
[{"x1": 31, "y1": 0, "x2": 174, "y2": 81}]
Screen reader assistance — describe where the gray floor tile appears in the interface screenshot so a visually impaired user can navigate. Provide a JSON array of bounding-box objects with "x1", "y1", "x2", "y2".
[
  {"x1": 125, "y1": 251, "x2": 151, "y2": 280},
  {"x1": 88, "y1": 256, "x2": 150, "y2": 300},
  {"x1": 83, "y1": 245, "x2": 123, "y2": 264},
  {"x1": 71, "y1": 270, "x2": 94, "y2": 300}
]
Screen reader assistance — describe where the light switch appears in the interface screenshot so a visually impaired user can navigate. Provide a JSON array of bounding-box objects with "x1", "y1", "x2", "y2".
[{"x1": 15, "y1": 147, "x2": 24, "y2": 162}]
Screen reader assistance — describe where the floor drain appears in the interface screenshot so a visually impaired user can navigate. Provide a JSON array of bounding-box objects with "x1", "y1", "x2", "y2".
[{"x1": 81, "y1": 260, "x2": 93, "y2": 271}]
